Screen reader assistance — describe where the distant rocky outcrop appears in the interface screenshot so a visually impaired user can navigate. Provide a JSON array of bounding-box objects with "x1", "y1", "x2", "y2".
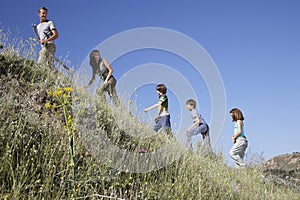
[{"x1": 263, "y1": 152, "x2": 300, "y2": 192}]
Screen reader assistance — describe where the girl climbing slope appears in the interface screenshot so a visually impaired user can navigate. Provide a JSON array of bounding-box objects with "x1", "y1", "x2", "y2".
[
  {"x1": 86, "y1": 49, "x2": 119, "y2": 104},
  {"x1": 229, "y1": 108, "x2": 248, "y2": 167}
]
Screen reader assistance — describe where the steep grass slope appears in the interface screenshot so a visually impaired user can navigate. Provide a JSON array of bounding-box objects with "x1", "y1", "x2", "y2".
[{"x1": 0, "y1": 33, "x2": 299, "y2": 199}]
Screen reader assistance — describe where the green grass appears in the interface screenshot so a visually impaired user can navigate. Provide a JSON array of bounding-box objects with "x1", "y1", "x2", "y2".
[{"x1": 0, "y1": 29, "x2": 299, "y2": 199}]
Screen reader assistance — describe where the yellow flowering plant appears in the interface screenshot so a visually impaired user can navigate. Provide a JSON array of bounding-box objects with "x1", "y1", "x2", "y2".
[{"x1": 45, "y1": 87, "x2": 76, "y2": 178}]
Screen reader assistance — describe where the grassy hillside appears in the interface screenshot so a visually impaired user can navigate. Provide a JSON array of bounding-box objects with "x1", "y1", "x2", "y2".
[{"x1": 0, "y1": 31, "x2": 299, "y2": 199}]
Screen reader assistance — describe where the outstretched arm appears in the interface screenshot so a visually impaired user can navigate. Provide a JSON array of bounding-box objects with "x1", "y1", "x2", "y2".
[
  {"x1": 144, "y1": 100, "x2": 162, "y2": 112},
  {"x1": 87, "y1": 73, "x2": 96, "y2": 86},
  {"x1": 86, "y1": 66, "x2": 97, "y2": 87}
]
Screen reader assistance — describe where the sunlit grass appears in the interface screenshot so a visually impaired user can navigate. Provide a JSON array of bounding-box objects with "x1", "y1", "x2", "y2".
[{"x1": 0, "y1": 28, "x2": 299, "y2": 199}]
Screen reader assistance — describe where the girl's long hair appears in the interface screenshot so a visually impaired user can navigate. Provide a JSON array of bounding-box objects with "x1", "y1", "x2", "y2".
[
  {"x1": 89, "y1": 49, "x2": 100, "y2": 69},
  {"x1": 230, "y1": 108, "x2": 245, "y2": 121}
]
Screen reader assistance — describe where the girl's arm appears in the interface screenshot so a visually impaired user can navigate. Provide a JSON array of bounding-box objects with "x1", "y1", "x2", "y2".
[
  {"x1": 144, "y1": 100, "x2": 162, "y2": 112},
  {"x1": 187, "y1": 116, "x2": 200, "y2": 132},
  {"x1": 103, "y1": 58, "x2": 113, "y2": 84},
  {"x1": 87, "y1": 73, "x2": 96, "y2": 86},
  {"x1": 86, "y1": 65, "x2": 97, "y2": 87}
]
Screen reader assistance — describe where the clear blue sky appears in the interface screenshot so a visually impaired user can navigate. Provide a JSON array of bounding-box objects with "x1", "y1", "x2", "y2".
[{"x1": 1, "y1": 0, "x2": 300, "y2": 164}]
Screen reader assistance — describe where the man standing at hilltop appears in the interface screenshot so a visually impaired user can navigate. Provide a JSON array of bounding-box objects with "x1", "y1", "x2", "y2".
[{"x1": 37, "y1": 6, "x2": 58, "y2": 68}]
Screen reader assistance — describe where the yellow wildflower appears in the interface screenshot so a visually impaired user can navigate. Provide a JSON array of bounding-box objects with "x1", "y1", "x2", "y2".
[
  {"x1": 57, "y1": 90, "x2": 63, "y2": 96},
  {"x1": 53, "y1": 88, "x2": 63, "y2": 96},
  {"x1": 63, "y1": 93, "x2": 69, "y2": 100},
  {"x1": 64, "y1": 87, "x2": 73, "y2": 93},
  {"x1": 56, "y1": 87, "x2": 62, "y2": 92},
  {"x1": 3, "y1": 194, "x2": 9, "y2": 200},
  {"x1": 45, "y1": 102, "x2": 51, "y2": 109},
  {"x1": 58, "y1": 90, "x2": 63, "y2": 95},
  {"x1": 68, "y1": 130, "x2": 73, "y2": 136},
  {"x1": 67, "y1": 115, "x2": 73, "y2": 126}
]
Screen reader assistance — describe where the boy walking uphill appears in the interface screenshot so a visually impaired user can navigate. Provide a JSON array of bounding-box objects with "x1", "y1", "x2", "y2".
[
  {"x1": 36, "y1": 7, "x2": 59, "y2": 68},
  {"x1": 144, "y1": 84, "x2": 172, "y2": 136},
  {"x1": 186, "y1": 99, "x2": 211, "y2": 153},
  {"x1": 229, "y1": 108, "x2": 248, "y2": 167}
]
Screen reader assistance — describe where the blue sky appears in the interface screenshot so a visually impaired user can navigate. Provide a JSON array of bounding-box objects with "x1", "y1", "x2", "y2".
[{"x1": 1, "y1": 0, "x2": 300, "y2": 165}]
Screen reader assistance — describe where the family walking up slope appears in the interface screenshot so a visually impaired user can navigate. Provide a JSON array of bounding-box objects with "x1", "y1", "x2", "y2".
[{"x1": 34, "y1": 6, "x2": 249, "y2": 167}]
